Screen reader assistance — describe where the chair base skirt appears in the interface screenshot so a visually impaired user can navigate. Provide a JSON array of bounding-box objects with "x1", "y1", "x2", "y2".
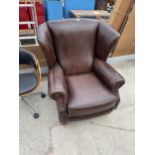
[
  {"x1": 68, "y1": 101, "x2": 116, "y2": 117},
  {"x1": 69, "y1": 106, "x2": 115, "y2": 121},
  {"x1": 58, "y1": 101, "x2": 119, "y2": 124}
]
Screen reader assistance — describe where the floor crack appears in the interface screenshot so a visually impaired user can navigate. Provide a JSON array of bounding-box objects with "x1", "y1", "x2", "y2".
[
  {"x1": 118, "y1": 104, "x2": 135, "y2": 110},
  {"x1": 46, "y1": 126, "x2": 55, "y2": 155},
  {"x1": 91, "y1": 122, "x2": 134, "y2": 132}
]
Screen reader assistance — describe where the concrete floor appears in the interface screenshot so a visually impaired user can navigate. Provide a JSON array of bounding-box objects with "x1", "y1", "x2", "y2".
[{"x1": 19, "y1": 57, "x2": 135, "y2": 155}]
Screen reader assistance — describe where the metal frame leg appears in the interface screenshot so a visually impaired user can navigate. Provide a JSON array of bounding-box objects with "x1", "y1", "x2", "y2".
[
  {"x1": 26, "y1": 92, "x2": 46, "y2": 98},
  {"x1": 21, "y1": 97, "x2": 39, "y2": 119}
]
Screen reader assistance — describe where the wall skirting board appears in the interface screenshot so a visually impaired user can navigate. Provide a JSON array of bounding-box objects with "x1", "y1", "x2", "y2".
[{"x1": 108, "y1": 54, "x2": 135, "y2": 64}]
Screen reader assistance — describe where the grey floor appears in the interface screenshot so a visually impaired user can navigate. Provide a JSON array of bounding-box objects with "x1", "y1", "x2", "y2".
[{"x1": 19, "y1": 56, "x2": 135, "y2": 155}]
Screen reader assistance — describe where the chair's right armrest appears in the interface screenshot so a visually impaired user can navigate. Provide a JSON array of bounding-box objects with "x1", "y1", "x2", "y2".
[
  {"x1": 48, "y1": 64, "x2": 68, "y2": 112},
  {"x1": 94, "y1": 58, "x2": 125, "y2": 92}
]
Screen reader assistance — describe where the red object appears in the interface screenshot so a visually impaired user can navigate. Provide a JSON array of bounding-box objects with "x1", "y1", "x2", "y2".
[
  {"x1": 28, "y1": 3, "x2": 45, "y2": 28},
  {"x1": 19, "y1": 2, "x2": 45, "y2": 30},
  {"x1": 19, "y1": 6, "x2": 30, "y2": 29}
]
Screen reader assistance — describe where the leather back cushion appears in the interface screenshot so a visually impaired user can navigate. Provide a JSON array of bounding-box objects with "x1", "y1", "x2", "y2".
[{"x1": 48, "y1": 19, "x2": 98, "y2": 75}]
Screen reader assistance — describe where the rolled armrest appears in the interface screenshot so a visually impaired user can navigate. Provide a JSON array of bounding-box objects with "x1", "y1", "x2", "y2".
[
  {"x1": 48, "y1": 64, "x2": 68, "y2": 111},
  {"x1": 94, "y1": 58, "x2": 125, "y2": 91}
]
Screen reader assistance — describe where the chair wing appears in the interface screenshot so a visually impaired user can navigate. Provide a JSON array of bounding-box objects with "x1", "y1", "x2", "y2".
[
  {"x1": 37, "y1": 23, "x2": 56, "y2": 69},
  {"x1": 96, "y1": 22, "x2": 120, "y2": 61}
]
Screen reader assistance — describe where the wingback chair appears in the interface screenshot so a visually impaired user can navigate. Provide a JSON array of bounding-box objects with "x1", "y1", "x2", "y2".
[{"x1": 37, "y1": 19, "x2": 125, "y2": 124}]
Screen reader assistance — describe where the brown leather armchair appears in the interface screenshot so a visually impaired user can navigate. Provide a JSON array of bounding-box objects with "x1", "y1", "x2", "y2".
[{"x1": 37, "y1": 19, "x2": 125, "y2": 124}]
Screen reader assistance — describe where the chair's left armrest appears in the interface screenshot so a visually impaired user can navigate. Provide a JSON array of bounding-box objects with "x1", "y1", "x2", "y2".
[{"x1": 94, "y1": 58, "x2": 125, "y2": 92}]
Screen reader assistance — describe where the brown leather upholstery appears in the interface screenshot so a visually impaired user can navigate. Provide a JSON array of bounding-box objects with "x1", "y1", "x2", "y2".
[
  {"x1": 94, "y1": 58, "x2": 125, "y2": 91},
  {"x1": 37, "y1": 19, "x2": 125, "y2": 124},
  {"x1": 48, "y1": 20, "x2": 98, "y2": 75},
  {"x1": 67, "y1": 72, "x2": 117, "y2": 117}
]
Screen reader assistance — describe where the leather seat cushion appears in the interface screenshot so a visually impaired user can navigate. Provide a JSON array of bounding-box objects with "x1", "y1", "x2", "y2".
[
  {"x1": 67, "y1": 72, "x2": 117, "y2": 117},
  {"x1": 19, "y1": 73, "x2": 38, "y2": 95}
]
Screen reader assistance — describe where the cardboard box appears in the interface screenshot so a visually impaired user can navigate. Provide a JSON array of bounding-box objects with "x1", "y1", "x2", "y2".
[
  {"x1": 112, "y1": 5, "x2": 135, "y2": 56},
  {"x1": 108, "y1": 0, "x2": 133, "y2": 32}
]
